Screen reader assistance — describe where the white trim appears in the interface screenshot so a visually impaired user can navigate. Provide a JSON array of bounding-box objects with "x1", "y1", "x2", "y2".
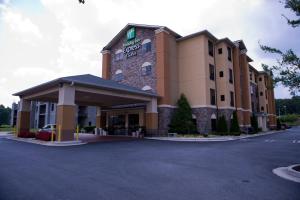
[
  {"x1": 268, "y1": 114, "x2": 277, "y2": 117},
  {"x1": 101, "y1": 50, "x2": 110, "y2": 54},
  {"x1": 115, "y1": 49, "x2": 123, "y2": 54},
  {"x1": 155, "y1": 28, "x2": 170, "y2": 35},
  {"x1": 142, "y1": 85, "x2": 152, "y2": 91},
  {"x1": 191, "y1": 105, "x2": 217, "y2": 109},
  {"x1": 239, "y1": 124, "x2": 251, "y2": 127},
  {"x1": 115, "y1": 69, "x2": 123, "y2": 74},
  {"x1": 142, "y1": 62, "x2": 151, "y2": 67},
  {"x1": 218, "y1": 106, "x2": 236, "y2": 110},
  {"x1": 142, "y1": 39, "x2": 151, "y2": 45},
  {"x1": 236, "y1": 107, "x2": 252, "y2": 112},
  {"x1": 158, "y1": 104, "x2": 177, "y2": 108}
]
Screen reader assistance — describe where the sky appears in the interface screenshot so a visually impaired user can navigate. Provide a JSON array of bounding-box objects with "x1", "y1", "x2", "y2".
[{"x1": 0, "y1": 0, "x2": 299, "y2": 107}]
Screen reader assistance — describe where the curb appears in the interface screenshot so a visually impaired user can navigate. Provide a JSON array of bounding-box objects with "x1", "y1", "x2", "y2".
[
  {"x1": 145, "y1": 130, "x2": 283, "y2": 142},
  {"x1": 5, "y1": 136, "x2": 87, "y2": 146},
  {"x1": 273, "y1": 164, "x2": 300, "y2": 183}
]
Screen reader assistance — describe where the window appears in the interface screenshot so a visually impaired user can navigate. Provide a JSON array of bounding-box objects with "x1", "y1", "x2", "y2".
[
  {"x1": 208, "y1": 40, "x2": 214, "y2": 57},
  {"x1": 259, "y1": 77, "x2": 262, "y2": 81},
  {"x1": 230, "y1": 91, "x2": 234, "y2": 107},
  {"x1": 209, "y1": 64, "x2": 215, "y2": 80},
  {"x1": 115, "y1": 49, "x2": 123, "y2": 61},
  {"x1": 227, "y1": 47, "x2": 232, "y2": 61},
  {"x1": 218, "y1": 48, "x2": 222, "y2": 54},
  {"x1": 250, "y1": 73, "x2": 252, "y2": 80},
  {"x1": 229, "y1": 68, "x2": 233, "y2": 83},
  {"x1": 219, "y1": 71, "x2": 224, "y2": 77},
  {"x1": 210, "y1": 89, "x2": 216, "y2": 105},
  {"x1": 51, "y1": 104, "x2": 54, "y2": 111},
  {"x1": 115, "y1": 69, "x2": 124, "y2": 81},
  {"x1": 142, "y1": 39, "x2": 151, "y2": 53},
  {"x1": 250, "y1": 85, "x2": 254, "y2": 94},
  {"x1": 141, "y1": 62, "x2": 152, "y2": 76},
  {"x1": 260, "y1": 91, "x2": 263, "y2": 96},
  {"x1": 261, "y1": 106, "x2": 264, "y2": 111},
  {"x1": 221, "y1": 95, "x2": 225, "y2": 101}
]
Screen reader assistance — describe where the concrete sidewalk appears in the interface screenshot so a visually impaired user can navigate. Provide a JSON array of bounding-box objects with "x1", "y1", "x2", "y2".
[{"x1": 146, "y1": 130, "x2": 282, "y2": 142}]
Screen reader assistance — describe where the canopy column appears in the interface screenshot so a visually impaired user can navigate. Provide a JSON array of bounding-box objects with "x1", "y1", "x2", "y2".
[
  {"x1": 145, "y1": 98, "x2": 158, "y2": 135},
  {"x1": 56, "y1": 84, "x2": 76, "y2": 141},
  {"x1": 16, "y1": 99, "x2": 31, "y2": 135}
]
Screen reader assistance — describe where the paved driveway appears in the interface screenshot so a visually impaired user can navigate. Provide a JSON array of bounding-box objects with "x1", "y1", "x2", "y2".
[{"x1": 0, "y1": 127, "x2": 299, "y2": 200}]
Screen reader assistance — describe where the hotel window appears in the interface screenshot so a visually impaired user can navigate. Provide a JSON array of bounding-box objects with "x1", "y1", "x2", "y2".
[
  {"x1": 141, "y1": 62, "x2": 152, "y2": 76},
  {"x1": 259, "y1": 77, "x2": 262, "y2": 81},
  {"x1": 218, "y1": 48, "x2": 222, "y2": 54},
  {"x1": 51, "y1": 104, "x2": 54, "y2": 111},
  {"x1": 208, "y1": 40, "x2": 214, "y2": 57},
  {"x1": 142, "y1": 39, "x2": 151, "y2": 53},
  {"x1": 229, "y1": 68, "x2": 233, "y2": 83},
  {"x1": 260, "y1": 91, "x2": 263, "y2": 96},
  {"x1": 261, "y1": 106, "x2": 264, "y2": 112},
  {"x1": 209, "y1": 64, "x2": 215, "y2": 80},
  {"x1": 227, "y1": 47, "x2": 232, "y2": 61},
  {"x1": 115, "y1": 49, "x2": 123, "y2": 61},
  {"x1": 230, "y1": 91, "x2": 234, "y2": 107},
  {"x1": 115, "y1": 69, "x2": 124, "y2": 81},
  {"x1": 221, "y1": 95, "x2": 225, "y2": 101},
  {"x1": 219, "y1": 71, "x2": 224, "y2": 77},
  {"x1": 210, "y1": 89, "x2": 216, "y2": 105}
]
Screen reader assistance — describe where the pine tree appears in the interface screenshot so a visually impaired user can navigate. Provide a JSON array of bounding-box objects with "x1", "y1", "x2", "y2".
[
  {"x1": 230, "y1": 111, "x2": 240, "y2": 135},
  {"x1": 169, "y1": 94, "x2": 197, "y2": 134},
  {"x1": 216, "y1": 115, "x2": 228, "y2": 135},
  {"x1": 251, "y1": 114, "x2": 259, "y2": 133}
]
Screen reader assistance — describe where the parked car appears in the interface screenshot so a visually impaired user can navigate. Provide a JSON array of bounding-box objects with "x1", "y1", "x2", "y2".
[
  {"x1": 39, "y1": 124, "x2": 56, "y2": 133},
  {"x1": 281, "y1": 123, "x2": 291, "y2": 129}
]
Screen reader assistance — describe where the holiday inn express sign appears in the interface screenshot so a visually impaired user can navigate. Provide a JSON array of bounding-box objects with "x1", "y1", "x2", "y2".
[{"x1": 123, "y1": 27, "x2": 141, "y2": 58}]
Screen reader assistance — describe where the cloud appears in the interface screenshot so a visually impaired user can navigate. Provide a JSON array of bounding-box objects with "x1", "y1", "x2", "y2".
[{"x1": 0, "y1": 0, "x2": 296, "y2": 107}]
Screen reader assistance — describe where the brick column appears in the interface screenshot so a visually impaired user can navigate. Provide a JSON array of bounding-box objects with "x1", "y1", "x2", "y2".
[
  {"x1": 240, "y1": 53, "x2": 251, "y2": 126},
  {"x1": 101, "y1": 50, "x2": 111, "y2": 79},
  {"x1": 233, "y1": 47, "x2": 244, "y2": 126},
  {"x1": 56, "y1": 84, "x2": 76, "y2": 141},
  {"x1": 16, "y1": 99, "x2": 31, "y2": 135},
  {"x1": 145, "y1": 98, "x2": 158, "y2": 134},
  {"x1": 96, "y1": 107, "x2": 105, "y2": 128}
]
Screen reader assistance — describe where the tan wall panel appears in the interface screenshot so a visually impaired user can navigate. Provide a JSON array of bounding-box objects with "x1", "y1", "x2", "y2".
[
  {"x1": 233, "y1": 47, "x2": 242, "y2": 108},
  {"x1": 145, "y1": 112, "x2": 158, "y2": 129},
  {"x1": 56, "y1": 105, "x2": 76, "y2": 141},
  {"x1": 102, "y1": 52, "x2": 111, "y2": 79},
  {"x1": 16, "y1": 111, "x2": 30, "y2": 134}
]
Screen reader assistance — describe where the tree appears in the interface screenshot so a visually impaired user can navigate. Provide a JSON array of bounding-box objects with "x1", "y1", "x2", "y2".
[
  {"x1": 260, "y1": 0, "x2": 300, "y2": 95},
  {"x1": 216, "y1": 115, "x2": 228, "y2": 135},
  {"x1": 0, "y1": 105, "x2": 11, "y2": 126},
  {"x1": 230, "y1": 111, "x2": 240, "y2": 135},
  {"x1": 251, "y1": 114, "x2": 259, "y2": 133},
  {"x1": 275, "y1": 96, "x2": 300, "y2": 115},
  {"x1": 169, "y1": 94, "x2": 197, "y2": 134}
]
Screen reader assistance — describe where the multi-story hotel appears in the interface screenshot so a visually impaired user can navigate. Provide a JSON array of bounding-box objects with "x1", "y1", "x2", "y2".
[{"x1": 14, "y1": 24, "x2": 276, "y2": 140}]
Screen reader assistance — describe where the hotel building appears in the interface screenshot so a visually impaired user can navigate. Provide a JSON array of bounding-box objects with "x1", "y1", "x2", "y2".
[{"x1": 14, "y1": 24, "x2": 276, "y2": 140}]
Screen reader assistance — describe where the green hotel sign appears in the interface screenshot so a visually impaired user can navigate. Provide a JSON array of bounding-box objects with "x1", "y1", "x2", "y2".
[{"x1": 127, "y1": 27, "x2": 136, "y2": 41}]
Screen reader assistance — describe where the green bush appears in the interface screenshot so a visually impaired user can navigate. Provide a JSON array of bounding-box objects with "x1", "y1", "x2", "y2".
[
  {"x1": 169, "y1": 94, "x2": 197, "y2": 134},
  {"x1": 217, "y1": 115, "x2": 228, "y2": 135},
  {"x1": 251, "y1": 114, "x2": 259, "y2": 133},
  {"x1": 83, "y1": 126, "x2": 96, "y2": 133},
  {"x1": 279, "y1": 114, "x2": 298, "y2": 123},
  {"x1": 230, "y1": 111, "x2": 240, "y2": 135}
]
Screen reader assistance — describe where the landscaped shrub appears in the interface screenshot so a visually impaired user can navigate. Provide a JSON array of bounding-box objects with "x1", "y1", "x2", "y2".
[
  {"x1": 83, "y1": 126, "x2": 96, "y2": 133},
  {"x1": 276, "y1": 118, "x2": 281, "y2": 130},
  {"x1": 18, "y1": 131, "x2": 36, "y2": 138},
  {"x1": 230, "y1": 111, "x2": 240, "y2": 136},
  {"x1": 169, "y1": 94, "x2": 197, "y2": 134},
  {"x1": 279, "y1": 114, "x2": 298, "y2": 123},
  {"x1": 36, "y1": 131, "x2": 56, "y2": 141},
  {"x1": 216, "y1": 115, "x2": 228, "y2": 135},
  {"x1": 251, "y1": 114, "x2": 259, "y2": 133}
]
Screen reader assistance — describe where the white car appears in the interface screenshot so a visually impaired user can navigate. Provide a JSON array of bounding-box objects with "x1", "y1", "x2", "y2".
[{"x1": 39, "y1": 124, "x2": 56, "y2": 133}]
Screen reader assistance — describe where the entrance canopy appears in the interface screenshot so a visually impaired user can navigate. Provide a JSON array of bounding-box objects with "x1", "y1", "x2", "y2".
[
  {"x1": 13, "y1": 74, "x2": 157, "y2": 107},
  {"x1": 13, "y1": 74, "x2": 159, "y2": 141}
]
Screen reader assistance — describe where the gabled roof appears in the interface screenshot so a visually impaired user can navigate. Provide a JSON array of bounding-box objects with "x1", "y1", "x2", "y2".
[
  {"x1": 13, "y1": 74, "x2": 157, "y2": 97},
  {"x1": 176, "y1": 30, "x2": 218, "y2": 42},
  {"x1": 216, "y1": 37, "x2": 236, "y2": 48},
  {"x1": 234, "y1": 40, "x2": 247, "y2": 51},
  {"x1": 102, "y1": 23, "x2": 181, "y2": 50}
]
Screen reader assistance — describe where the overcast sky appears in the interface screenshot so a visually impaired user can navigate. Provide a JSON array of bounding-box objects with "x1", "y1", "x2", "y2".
[{"x1": 0, "y1": 0, "x2": 299, "y2": 107}]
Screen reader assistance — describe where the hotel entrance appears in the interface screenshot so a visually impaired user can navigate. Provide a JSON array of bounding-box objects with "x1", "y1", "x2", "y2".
[{"x1": 106, "y1": 109, "x2": 145, "y2": 136}]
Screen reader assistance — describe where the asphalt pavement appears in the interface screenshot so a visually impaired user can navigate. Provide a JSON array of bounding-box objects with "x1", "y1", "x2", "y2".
[{"x1": 0, "y1": 127, "x2": 299, "y2": 200}]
